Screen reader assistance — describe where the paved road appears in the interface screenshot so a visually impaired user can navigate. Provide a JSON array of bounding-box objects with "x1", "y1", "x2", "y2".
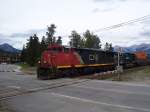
[{"x1": 0, "y1": 64, "x2": 150, "y2": 112}]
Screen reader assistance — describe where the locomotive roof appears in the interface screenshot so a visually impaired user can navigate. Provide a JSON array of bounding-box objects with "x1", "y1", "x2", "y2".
[
  {"x1": 64, "y1": 45, "x2": 104, "y2": 52},
  {"x1": 47, "y1": 44, "x2": 136, "y2": 55}
]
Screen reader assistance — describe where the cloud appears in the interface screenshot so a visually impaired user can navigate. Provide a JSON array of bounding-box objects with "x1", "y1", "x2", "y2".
[
  {"x1": 0, "y1": 28, "x2": 46, "y2": 38},
  {"x1": 0, "y1": 37, "x2": 24, "y2": 49},
  {"x1": 27, "y1": 28, "x2": 46, "y2": 34},
  {"x1": 92, "y1": 8, "x2": 100, "y2": 13},
  {"x1": 92, "y1": 7, "x2": 114, "y2": 13},
  {"x1": 91, "y1": 0, "x2": 124, "y2": 13},
  {"x1": 140, "y1": 31, "x2": 150, "y2": 37},
  {"x1": 93, "y1": 0, "x2": 127, "y2": 2},
  {"x1": 139, "y1": 20, "x2": 150, "y2": 37},
  {"x1": 10, "y1": 33, "x2": 31, "y2": 38},
  {"x1": 0, "y1": 33, "x2": 9, "y2": 38},
  {"x1": 0, "y1": 28, "x2": 46, "y2": 49},
  {"x1": 0, "y1": 38, "x2": 12, "y2": 44},
  {"x1": 93, "y1": 0, "x2": 111, "y2": 2}
]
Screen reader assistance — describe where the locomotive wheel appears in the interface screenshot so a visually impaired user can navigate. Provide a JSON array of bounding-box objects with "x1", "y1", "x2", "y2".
[{"x1": 37, "y1": 68, "x2": 49, "y2": 80}]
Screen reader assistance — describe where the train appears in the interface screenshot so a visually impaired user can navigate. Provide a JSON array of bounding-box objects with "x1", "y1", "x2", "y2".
[{"x1": 37, "y1": 44, "x2": 150, "y2": 80}]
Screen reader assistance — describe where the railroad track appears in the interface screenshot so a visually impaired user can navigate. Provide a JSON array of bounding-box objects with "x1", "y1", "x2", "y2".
[
  {"x1": 0, "y1": 79, "x2": 90, "y2": 101},
  {"x1": 1, "y1": 66, "x2": 148, "y2": 101}
]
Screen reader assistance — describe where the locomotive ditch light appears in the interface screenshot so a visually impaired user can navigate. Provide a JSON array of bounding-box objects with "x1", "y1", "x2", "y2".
[
  {"x1": 43, "y1": 60, "x2": 47, "y2": 64},
  {"x1": 38, "y1": 61, "x2": 41, "y2": 64}
]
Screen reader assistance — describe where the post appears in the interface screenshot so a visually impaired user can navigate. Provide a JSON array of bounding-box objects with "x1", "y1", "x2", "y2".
[
  {"x1": 116, "y1": 47, "x2": 123, "y2": 80},
  {"x1": 118, "y1": 51, "x2": 120, "y2": 66}
]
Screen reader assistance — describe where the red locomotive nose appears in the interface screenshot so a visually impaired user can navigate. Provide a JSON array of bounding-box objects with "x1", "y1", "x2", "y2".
[{"x1": 41, "y1": 50, "x2": 57, "y2": 68}]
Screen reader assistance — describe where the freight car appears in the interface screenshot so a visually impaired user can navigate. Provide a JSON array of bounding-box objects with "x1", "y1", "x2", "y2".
[
  {"x1": 147, "y1": 53, "x2": 150, "y2": 64},
  {"x1": 37, "y1": 44, "x2": 115, "y2": 79},
  {"x1": 120, "y1": 53, "x2": 136, "y2": 68},
  {"x1": 134, "y1": 51, "x2": 149, "y2": 65}
]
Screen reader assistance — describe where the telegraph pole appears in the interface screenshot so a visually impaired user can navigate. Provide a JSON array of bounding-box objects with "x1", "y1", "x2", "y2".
[{"x1": 117, "y1": 47, "x2": 123, "y2": 80}]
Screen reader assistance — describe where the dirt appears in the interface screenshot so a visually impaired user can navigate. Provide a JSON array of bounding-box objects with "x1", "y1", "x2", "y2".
[
  {"x1": 0, "y1": 102, "x2": 13, "y2": 112},
  {"x1": 21, "y1": 67, "x2": 37, "y2": 75},
  {"x1": 76, "y1": 65, "x2": 150, "y2": 84},
  {"x1": 108, "y1": 65, "x2": 150, "y2": 84}
]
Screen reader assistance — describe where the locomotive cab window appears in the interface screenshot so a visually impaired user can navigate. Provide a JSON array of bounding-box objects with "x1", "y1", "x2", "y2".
[
  {"x1": 64, "y1": 48, "x2": 69, "y2": 53},
  {"x1": 48, "y1": 47, "x2": 62, "y2": 52},
  {"x1": 89, "y1": 55, "x2": 95, "y2": 60}
]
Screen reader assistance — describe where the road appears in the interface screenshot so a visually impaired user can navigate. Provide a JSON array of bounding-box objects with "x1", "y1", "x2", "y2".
[{"x1": 0, "y1": 64, "x2": 150, "y2": 112}]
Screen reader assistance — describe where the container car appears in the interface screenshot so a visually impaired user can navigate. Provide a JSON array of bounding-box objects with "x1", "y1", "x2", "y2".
[{"x1": 134, "y1": 51, "x2": 148, "y2": 65}]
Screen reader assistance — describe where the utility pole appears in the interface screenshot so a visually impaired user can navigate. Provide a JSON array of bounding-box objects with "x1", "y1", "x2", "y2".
[{"x1": 116, "y1": 47, "x2": 123, "y2": 80}]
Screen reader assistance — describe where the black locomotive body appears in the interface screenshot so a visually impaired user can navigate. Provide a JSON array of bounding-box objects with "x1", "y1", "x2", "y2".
[{"x1": 75, "y1": 48, "x2": 114, "y2": 65}]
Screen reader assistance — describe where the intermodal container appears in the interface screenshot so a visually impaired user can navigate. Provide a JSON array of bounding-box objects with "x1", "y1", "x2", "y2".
[{"x1": 134, "y1": 51, "x2": 148, "y2": 60}]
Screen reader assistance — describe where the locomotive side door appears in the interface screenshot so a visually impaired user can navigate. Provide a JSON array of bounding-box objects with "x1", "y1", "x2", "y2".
[{"x1": 89, "y1": 53, "x2": 97, "y2": 64}]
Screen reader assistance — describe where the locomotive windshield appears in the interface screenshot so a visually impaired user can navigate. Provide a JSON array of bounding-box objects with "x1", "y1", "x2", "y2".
[{"x1": 47, "y1": 47, "x2": 62, "y2": 52}]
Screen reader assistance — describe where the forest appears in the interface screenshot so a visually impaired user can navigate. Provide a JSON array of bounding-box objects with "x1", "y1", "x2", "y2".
[{"x1": 21, "y1": 24, "x2": 113, "y2": 66}]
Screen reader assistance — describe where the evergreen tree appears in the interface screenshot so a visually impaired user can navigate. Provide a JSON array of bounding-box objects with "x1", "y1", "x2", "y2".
[
  {"x1": 40, "y1": 36, "x2": 47, "y2": 54},
  {"x1": 69, "y1": 30, "x2": 82, "y2": 48},
  {"x1": 104, "y1": 42, "x2": 109, "y2": 51},
  {"x1": 56, "y1": 36, "x2": 62, "y2": 45},
  {"x1": 79, "y1": 38, "x2": 85, "y2": 48},
  {"x1": 109, "y1": 43, "x2": 113, "y2": 52},
  {"x1": 104, "y1": 42, "x2": 113, "y2": 51},
  {"x1": 46, "y1": 24, "x2": 56, "y2": 46},
  {"x1": 26, "y1": 34, "x2": 40, "y2": 66},
  {"x1": 52, "y1": 36, "x2": 56, "y2": 44},
  {"x1": 20, "y1": 45, "x2": 27, "y2": 62},
  {"x1": 33, "y1": 34, "x2": 40, "y2": 58},
  {"x1": 84, "y1": 30, "x2": 101, "y2": 49}
]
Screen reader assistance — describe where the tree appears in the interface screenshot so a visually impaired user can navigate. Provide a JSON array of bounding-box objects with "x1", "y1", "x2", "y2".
[
  {"x1": 56, "y1": 36, "x2": 62, "y2": 45},
  {"x1": 104, "y1": 42, "x2": 109, "y2": 51},
  {"x1": 20, "y1": 45, "x2": 27, "y2": 62},
  {"x1": 109, "y1": 43, "x2": 113, "y2": 52},
  {"x1": 46, "y1": 24, "x2": 56, "y2": 46},
  {"x1": 69, "y1": 30, "x2": 83, "y2": 48},
  {"x1": 26, "y1": 34, "x2": 40, "y2": 66},
  {"x1": 79, "y1": 38, "x2": 85, "y2": 48},
  {"x1": 40, "y1": 36, "x2": 47, "y2": 54},
  {"x1": 84, "y1": 30, "x2": 101, "y2": 49},
  {"x1": 52, "y1": 36, "x2": 56, "y2": 44},
  {"x1": 104, "y1": 42, "x2": 113, "y2": 51}
]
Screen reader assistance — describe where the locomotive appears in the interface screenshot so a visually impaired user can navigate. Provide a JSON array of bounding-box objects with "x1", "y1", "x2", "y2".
[
  {"x1": 117, "y1": 52, "x2": 136, "y2": 68},
  {"x1": 37, "y1": 44, "x2": 150, "y2": 80},
  {"x1": 37, "y1": 44, "x2": 115, "y2": 79}
]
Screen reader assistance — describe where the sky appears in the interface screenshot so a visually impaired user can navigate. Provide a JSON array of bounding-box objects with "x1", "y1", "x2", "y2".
[{"x1": 0, "y1": 0, "x2": 150, "y2": 49}]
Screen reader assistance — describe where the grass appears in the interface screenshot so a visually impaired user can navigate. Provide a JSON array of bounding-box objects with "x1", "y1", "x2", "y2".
[
  {"x1": 16, "y1": 63, "x2": 29, "y2": 69},
  {"x1": 0, "y1": 102, "x2": 12, "y2": 112},
  {"x1": 16, "y1": 63, "x2": 37, "y2": 75},
  {"x1": 108, "y1": 65, "x2": 150, "y2": 83}
]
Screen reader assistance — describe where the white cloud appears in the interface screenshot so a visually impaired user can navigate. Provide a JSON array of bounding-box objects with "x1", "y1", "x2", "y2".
[{"x1": 0, "y1": 0, "x2": 150, "y2": 49}]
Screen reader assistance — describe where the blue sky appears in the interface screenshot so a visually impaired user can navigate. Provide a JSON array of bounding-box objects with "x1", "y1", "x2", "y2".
[{"x1": 0, "y1": 0, "x2": 150, "y2": 49}]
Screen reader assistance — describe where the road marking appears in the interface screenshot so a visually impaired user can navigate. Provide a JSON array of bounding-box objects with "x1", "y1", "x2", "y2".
[
  {"x1": 90, "y1": 80, "x2": 150, "y2": 87},
  {"x1": 51, "y1": 92, "x2": 150, "y2": 112},
  {"x1": 8, "y1": 86, "x2": 21, "y2": 89},
  {"x1": 72, "y1": 85, "x2": 150, "y2": 96}
]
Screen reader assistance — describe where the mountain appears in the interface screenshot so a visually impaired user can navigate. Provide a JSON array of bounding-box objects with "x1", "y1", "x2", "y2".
[
  {"x1": 114, "y1": 43, "x2": 150, "y2": 54},
  {"x1": 0, "y1": 43, "x2": 21, "y2": 53}
]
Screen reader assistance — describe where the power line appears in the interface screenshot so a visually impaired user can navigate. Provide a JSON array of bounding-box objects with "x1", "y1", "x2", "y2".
[
  {"x1": 60, "y1": 14, "x2": 150, "y2": 38},
  {"x1": 93, "y1": 15, "x2": 150, "y2": 33}
]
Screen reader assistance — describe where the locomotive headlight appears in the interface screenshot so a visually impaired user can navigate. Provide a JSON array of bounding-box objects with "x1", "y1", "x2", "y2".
[
  {"x1": 43, "y1": 60, "x2": 47, "y2": 64},
  {"x1": 38, "y1": 61, "x2": 41, "y2": 64}
]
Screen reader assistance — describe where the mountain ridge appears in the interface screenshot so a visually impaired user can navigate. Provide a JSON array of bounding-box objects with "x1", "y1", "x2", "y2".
[
  {"x1": 114, "y1": 43, "x2": 150, "y2": 54},
  {"x1": 0, "y1": 43, "x2": 21, "y2": 53}
]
